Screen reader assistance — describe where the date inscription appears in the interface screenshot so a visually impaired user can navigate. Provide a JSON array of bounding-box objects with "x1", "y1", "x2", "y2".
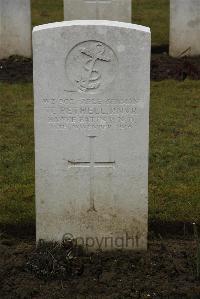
[{"x1": 41, "y1": 97, "x2": 143, "y2": 130}]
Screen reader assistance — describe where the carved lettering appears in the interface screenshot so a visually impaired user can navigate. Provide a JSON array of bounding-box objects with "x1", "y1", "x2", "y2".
[{"x1": 41, "y1": 97, "x2": 143, "y2": 130}]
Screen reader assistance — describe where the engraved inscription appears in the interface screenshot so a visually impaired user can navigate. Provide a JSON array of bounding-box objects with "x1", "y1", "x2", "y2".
[
  {"x1": 41, "y1": 97, "x2": 143, "y2": 130},
  {"x1": 68, "y1": 136, "x2": 115, "y2": 212},
  {"x1": 65, "y1": 41, "x2": 117, "y2": 94}
]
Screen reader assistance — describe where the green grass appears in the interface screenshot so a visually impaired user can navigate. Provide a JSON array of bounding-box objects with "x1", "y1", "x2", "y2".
[
  {"x1": 31, "y1": 0, "x2": 169, "y2": 46},
  {"x1": 0, "y1": 84, "x2": 35, "y2": 225},
  {"x1": 0, "y1": 81, "x2": 199, "y2": 226},
  {"x1": 133, "y1": 0, "x2": 169, "y2": 46},
  {"x1": 32, "y1": 0, "x2": 63, "y2": 27},
  {"x1": 149, "y1": 80, "x2": 200, "y2": 222}
]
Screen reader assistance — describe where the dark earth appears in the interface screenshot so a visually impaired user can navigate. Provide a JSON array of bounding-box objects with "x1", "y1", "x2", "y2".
[
  {"x1": 0, "y1": 227, "x2": 200, "y2": 299},
  {"x1": 0, "y1": 53, "x2": 200, "y2": 83}
]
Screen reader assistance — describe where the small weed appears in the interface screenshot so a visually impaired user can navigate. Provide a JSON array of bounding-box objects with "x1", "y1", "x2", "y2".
[{"x1": 25, "y1": 240, "x2": 84, "y2": 280}]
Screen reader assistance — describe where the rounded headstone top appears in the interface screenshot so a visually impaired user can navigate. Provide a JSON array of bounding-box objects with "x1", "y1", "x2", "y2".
[{"x1": 33, "y1": 20, "x2": 150, "y2": 34}]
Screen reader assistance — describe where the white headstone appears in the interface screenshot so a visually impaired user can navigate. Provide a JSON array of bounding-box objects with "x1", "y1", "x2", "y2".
[
  {"x1": 64, "y1": 0, "x2": 132, "y2": 23},
  {"x1": 33, "y1": 20, "x2": 150, "y2": 251},
  {"x1": 170, "y1": 0, "x2": 200, "y2": 57},
  {"x1": 0, "y1": 0, "x2": 32, "y2": 59}
]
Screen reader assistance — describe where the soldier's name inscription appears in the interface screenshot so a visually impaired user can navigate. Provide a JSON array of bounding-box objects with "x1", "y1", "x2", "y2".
[{"x1": 41, "y1": 97, "x2": 144, "y2": 130}]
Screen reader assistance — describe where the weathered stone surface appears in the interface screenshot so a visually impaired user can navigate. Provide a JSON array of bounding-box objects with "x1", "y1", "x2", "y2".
[
  {"x1": 64, "y1": 0, "x2": 132, "y2": 22},
  {"x1": 33, "y1": 20, "x2": 150, "y2": 250},
  {"x1": 0, "y1": 0, "x2": 32, "y2": 59},
  {"x1": 170, "y1": 0, "x2": 200, "y2": 57}
]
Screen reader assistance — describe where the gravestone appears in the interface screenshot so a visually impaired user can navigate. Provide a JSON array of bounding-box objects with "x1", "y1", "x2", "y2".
[
  {"x1": 0, "y1": 0, "x2": 32, "y2": 59},
  {"x1": 170, "y1": 0, "x2": 200, "y2": 57},
  {"x1": 64, "y1": 0, "x2": 132, "y2": 22},
  {"x1": 33, "y1": 20, "x2": 150, "y2": 251}
]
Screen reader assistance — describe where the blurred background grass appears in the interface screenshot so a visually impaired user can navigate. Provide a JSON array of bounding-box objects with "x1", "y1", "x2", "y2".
[{"x1": 31, "y1": 0, "x2": 169, "y2": 46}]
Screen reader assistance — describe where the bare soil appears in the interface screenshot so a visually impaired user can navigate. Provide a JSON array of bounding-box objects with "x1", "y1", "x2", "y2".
[
  {"x1": 0, "y1": 54, "x2": 200, "y2": 83},
  {"x1": 151, "y1": 54, "x2": 200, "y2": 81},
  {"x1": 0, "y1": 232, "x2": 200, "y2": 299},
  {"x1": 0, "y1": 56, "x2": 32, "y2": 83}
]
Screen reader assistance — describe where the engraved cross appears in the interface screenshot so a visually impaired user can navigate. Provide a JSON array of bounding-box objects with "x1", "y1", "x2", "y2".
[{"x1": 68, "y1": 136, "x2": 115, "y2": 212}]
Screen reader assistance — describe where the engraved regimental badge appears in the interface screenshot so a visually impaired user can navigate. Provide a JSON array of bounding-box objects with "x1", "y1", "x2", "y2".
[{"x1": 65, "y1": 40, "x2": 117, "y2": 94}]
